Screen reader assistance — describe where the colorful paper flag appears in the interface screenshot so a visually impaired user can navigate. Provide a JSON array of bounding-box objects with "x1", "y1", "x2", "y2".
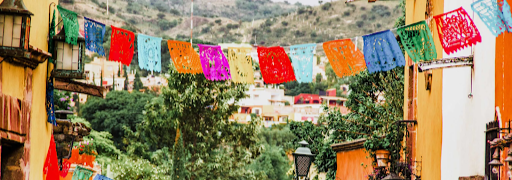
[
  {"x1": 323, "y1": 39, "x2": 366, "y2": 78},
  {"x1": 257, "y1": 46, "x2": 296, "y2": 84},
  {"x1": 289, "y1": 43, "x2": 316, "y2": 83},
  {"x1": 84, "y1": 17, "x2": 106, "y2": 56},
  {"x1": 471, "y1": 0, "x2": 508, "y2": 36},
  {"x1": 109, "y1": 26, "x2": 135, "y2": 66},
  {"x1": 362, "y1": 30, "x2": 405, "y2": 73},
  {"x1": 433, "y1": 7, "x2": 481, "y2": 54},
  {"x1": 57, "y1": 5, "x2": 79, "y2": 45},
  {"x1": 167, "y1": 40, "x2": 203, "y2": 74},
  {"x1": 198, "y1": 44, "x2": 231, "y2": 81},
  {"x1": 397, "y1": 21, "x2": 437, "y2": 62},
  {"x1": 227, "y1": 47, "x2": 255, "y2": 84},
  {"x1": 138, "y1": 34, "x2": 162, "y2": 72},
  {"x1": 43, "y1": 135, "x2": 60, "y2": 180}
]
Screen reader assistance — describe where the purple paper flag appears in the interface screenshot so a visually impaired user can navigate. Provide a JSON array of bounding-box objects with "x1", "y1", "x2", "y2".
[{"x1": 198, "y1": 44, "x2": 231, "y2": 81}]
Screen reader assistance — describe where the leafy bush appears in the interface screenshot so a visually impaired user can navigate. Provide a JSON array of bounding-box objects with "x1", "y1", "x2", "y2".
[
  {"x1": 157, "y1": 13, "x2": 165, "y2": 19},
  {"x1": 356, "y1": 20, "x2": 364, "y2": 28},
  {"x1": 201, "y1": 26, "x2": 211, "y2": 33},
  {"x1": 249, "y1": 145, "x2": 292, "y2": 180},
  {"x1": 281, "y1": 21, "x2": 289, "y2": 26},
  {"x1": 170, "y1": 9, "x2": 181, "y2": 16},
  {"x1": 215, "y1": 19, "x2": 222, "y2": 25},
  {"x1": 111, "y1": 157, "x2": 170, "y2": 180},
  {"x1": 321, "y1": 2, "x2": 332, "y2": 11},
  {"x1": 343, "y1": 10, "x2": 351, "y2": 17},
  {"x1": 310, "y1": 31, "x2": 317, "y2": 38},
  {"x1": 157, "y1": 19, "x2": 178, "y2": 31}
]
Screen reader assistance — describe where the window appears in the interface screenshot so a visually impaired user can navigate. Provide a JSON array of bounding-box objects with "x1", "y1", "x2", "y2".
[{"x1": 254, "y1": 109, "x2": 260, "y2": 115}]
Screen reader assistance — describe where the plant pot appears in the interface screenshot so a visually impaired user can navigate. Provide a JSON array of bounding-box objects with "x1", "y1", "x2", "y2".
[{"x1": 375, "y1": 149, "x2": 390, "y2": 167}]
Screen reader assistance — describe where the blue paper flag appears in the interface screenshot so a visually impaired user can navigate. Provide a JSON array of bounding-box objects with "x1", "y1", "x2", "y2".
[
  {"x1": 84, "y1": 17, "x2": 106, "y2": 56},
  {"x1": 501, "y1": 0, "x2": 512, "y2": 32},
  {"x1": 471, "y1": 0, "x2": 508, "y2": 37},
  {"x1": 45, "y1": 79, "x2": 56, "y2": 126},
  {"x1": 289, "y1": 43, "x2": 316, "y2": 83},
  {"x1": 137, "y1": 34, "x2": 162, "y2": 72},
  {"x1": 93, "y1": 174, "x2": 112, "y2": 180},
  {"x1": 362, "y1": 30, "x2": 405, "y2": 73}
]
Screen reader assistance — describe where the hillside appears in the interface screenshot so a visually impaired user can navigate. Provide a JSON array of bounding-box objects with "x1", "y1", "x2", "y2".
[{"x1": 60, "y1": 0, "x2": 402, "y2": 47}]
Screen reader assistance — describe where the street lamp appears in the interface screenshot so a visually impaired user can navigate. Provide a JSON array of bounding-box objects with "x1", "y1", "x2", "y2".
[
  {"x1": 53, "y1": 110, "x2": 75, "y2": 169},
  {"x1": 52, "y1": 26, "x2": 86, "y2": 79},
  {"x1": 489, "y1": 148, "x2": 503, "y2": 179},
  {"x1": 293, "y1": 140, "x2": 315, "y2": 180},
  {"x1": 0, "y1": 0, "x2": 32, "y2": 55},
  {"x1": 382, "y1": 172, "x2": 405, "y2": 180},
  {"x1": 504, "y1": 149, "x2": 512, "y2": 175}
]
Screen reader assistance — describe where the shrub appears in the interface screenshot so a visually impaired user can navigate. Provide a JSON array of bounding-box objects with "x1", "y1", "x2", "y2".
[
  {"x1": 298, "y1": 8, "x2": 306, "y2": 14},
  {"x1": 316, "y1": 17, "x2": 320, "y2": 22},
  {"x1": 215, "y1": 19, "x2": 222, "y2": 25},
  {"x1": 170, "y1": 9, "x2": 181, "y2": 16},
  {"x1": 335, "y1": 17, "x2": 341, "y2": 21},
  {"x1": 157, "y1": 13, "x2": 165, "y2": 19},
  {"x1": 343, "y1": 10, "x2": 351, "y2": 17},
  {"x1": 157, "y1": 19, "x2": 178, "y2": 31},
  {"x1": 201, "y1": 26, "x2": 211, "y2": 33},
  {"x1": 356, "y1": 20, "x2": 364, "y2": 28},
  {"x1": 360, "y1": 6, "x2": 366, "y2": 11},
  {"x1": 128, "y1": 18, "x2": 137, "y2": 24},
  {"x1": 281, "y1": 21, "x2": 289, "y2": 26},
  {"x1": 321, "y1": 2, "x2": 332, "y2": 10},
  {"x1": 310, "y1": 31, "x2": 317, "y2": 38},
  {"x1": 108, "y1": 6, "x2": 116, "y2": 14}
]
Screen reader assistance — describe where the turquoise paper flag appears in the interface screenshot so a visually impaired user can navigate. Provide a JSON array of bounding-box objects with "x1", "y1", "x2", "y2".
[
  {"x1": 137, "y1": 34, "x2": 162, "y2": 72},
  {"x1": 289, "y1": 43, "x2": 316, "y2": 83}
]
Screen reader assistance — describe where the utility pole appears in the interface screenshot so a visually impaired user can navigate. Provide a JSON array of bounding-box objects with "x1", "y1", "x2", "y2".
[
  {"x1": 106, "y1": 0, "x2": 109, "y2": 16},
  {"x1": 190, "y1": 0, "x2": 193, "y2": 45}
]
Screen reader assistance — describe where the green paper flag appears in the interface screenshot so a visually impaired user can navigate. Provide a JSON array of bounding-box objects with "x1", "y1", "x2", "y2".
[
  {"x1": 72, "y1": 166, "x2": 94, "y2": 180},
  {"x1": 397, "y1": 21, "x2": 437, "y2": 62},
  {"x1": 57, "y1": 5, "x2": 79, "y2": 45},
  {"x1": 48, "y1": 9, "x2": 56, "y2": 63}
]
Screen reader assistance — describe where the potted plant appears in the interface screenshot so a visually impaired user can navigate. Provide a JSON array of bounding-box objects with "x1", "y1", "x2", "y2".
[{"x1": 364, "y1": 135, "x2": 392, "y2": 167}]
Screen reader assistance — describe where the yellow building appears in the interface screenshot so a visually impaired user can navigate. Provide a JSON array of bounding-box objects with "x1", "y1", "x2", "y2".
[{"x1": 0, "y1": 0, "x2": 102, "y2": 179}]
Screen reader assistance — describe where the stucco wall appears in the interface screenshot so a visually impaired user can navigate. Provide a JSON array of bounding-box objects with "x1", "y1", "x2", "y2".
[
  {"x1": 9, "y1": 0, "x2": 59, "y2": 180},
  {"x1": 404, "y1": 0, "x2": 444, "y2": 180},
  {"x1": 440, "y1": 1, "x2": 495, "y2": 179},
  {"x1": 335, "y1": 148, "x2": 373, "y2": 180},
  {"x1": 496, "y1": 1, "x2": 512, "y2": 179}
]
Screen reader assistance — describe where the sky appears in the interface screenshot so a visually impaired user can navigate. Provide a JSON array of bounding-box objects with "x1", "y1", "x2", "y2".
[{"x1": 271, "y1": 0, "x2": 322, "y2": 6}]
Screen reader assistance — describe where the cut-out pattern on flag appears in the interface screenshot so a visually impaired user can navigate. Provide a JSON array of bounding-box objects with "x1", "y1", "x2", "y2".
[
  {"x1": 72, "y1": 166, "x2": 94, "y2": 180},
  {"x1": 46, "y1": 78, "x2": 56, "y2": 126},
  {"x1": 167, "y1": 40, "x2": 203, "y2": 74},
  {"x1": 93, "y1": 174, "x2": 112, "y2": 180},
  {"x1": 289, "y1": 44, "x2": 316, "y2": 83},
  {"x1": 138, "y1": 34, "x2": 162, "y2": 72},
  {"x1": 323, "y1": 39, "x2": 367, "y2": 78},
  {"x1": 397, "y1": 21, "x2": 437, "y2": 62},
  {"x1": 109, "y1": 26, "x2": 135, "y2": 66},
  {"x1": 198, "y1": 44, "x2": 231, "y2": 81},
  {"x1": 57, "y1": 5, "x2": 79, "y2": 45},
  {"x1": 500, "y1": 0, "x2": 512, "y2": 31},
  {"x1": 433, "y1": 7, "x2": 482, "y2": 54},
  {"x1": 43, "y1": 135, "x2": 59, "y2": 180},
  {"x1": 228, "y1": 47, "x2": 254, "y2": 84},
  {"x1": 257, "y1": 46, "x2": 296, "y2": 84},
  {"x1": 362, "y1": 30, "x2": 405, "y2": 73},
  {"x1": 471, "y1": 0, "x2": 508, "y2": 36},
  {"x1": 84, "y1": 17, "x2": 106, "y2": 56}
]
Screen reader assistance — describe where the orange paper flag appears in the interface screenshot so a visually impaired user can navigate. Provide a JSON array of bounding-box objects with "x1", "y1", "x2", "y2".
[
  {"x1": 323, "y1": 39, "x2": 366, "y2": 78},
  {"x1": 167, "y1": 40, "x2": 203, "y2": 74}
]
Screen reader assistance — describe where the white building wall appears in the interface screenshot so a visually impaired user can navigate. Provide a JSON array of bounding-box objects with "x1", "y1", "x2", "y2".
[{"x1": 441, "y1": 1, "x2": 495, "y2": 179}]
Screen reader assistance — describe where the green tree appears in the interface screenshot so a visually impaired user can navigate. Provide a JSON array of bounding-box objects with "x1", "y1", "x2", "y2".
[
  {"x1": 123, "y1": 66, "x2": 129, "y2": 91},
  {"x1": 133, "y1": 67, "x2": 261, "y2": 179},
  {"x1": 79, "y1": 91, "x2": 155, "y2": 150},
  {"x1": 172, "y1": 128, "x2": 187, "y2": 180},
  {"x1": 250, "y1": 145, "x2": 292, "y2": 180},
  {"x1": 133, "y1": 70, "x2": 144, "y2": 91}
]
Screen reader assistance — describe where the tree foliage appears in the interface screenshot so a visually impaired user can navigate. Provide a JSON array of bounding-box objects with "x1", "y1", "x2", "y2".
[{"x1": 79, "y1": 91, "x2": 155, "y2": 150}]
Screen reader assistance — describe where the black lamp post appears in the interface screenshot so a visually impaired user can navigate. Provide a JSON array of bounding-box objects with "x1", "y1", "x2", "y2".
[
  {"x1": 293, "y1": 140, "x2": 315, "y2": 180},
  {"x1": 382, "y1": 172, "x2": 405, "y2": 180},
  {"x1": 54, "y1": 110, "x2": 75, "y2": 170}
]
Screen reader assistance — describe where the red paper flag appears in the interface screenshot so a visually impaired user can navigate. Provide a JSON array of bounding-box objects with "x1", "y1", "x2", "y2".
[
  {"x1": 43, "y1": 135, "x2": 60, "y2": 180},
  {"x1": 323, "y1": 39, "x2": 366, "y2": 78},
  {"x1": 433, "y1": 7, "x2": 481, "y2": 54},
  {"x1": 108, "y1": 26, "x2": 135, "y2": 65},
  {"x1": 257, "y1": 46, "x2": 296, "y2": 84}
]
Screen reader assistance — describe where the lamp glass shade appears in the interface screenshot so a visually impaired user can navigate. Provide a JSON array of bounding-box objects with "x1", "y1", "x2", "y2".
[
  {"x1": 0, "y1": 14, "x2": 26, "y2": 48},
  {"x1": 55, "y1": 41, "x2": 81, "y2": 71}
]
